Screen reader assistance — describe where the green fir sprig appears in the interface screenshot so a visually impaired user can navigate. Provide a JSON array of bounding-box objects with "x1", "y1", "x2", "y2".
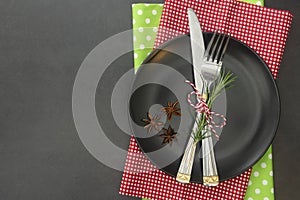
[{"x1": 192, "y1": 70, "x2": 236, "y2": 144}]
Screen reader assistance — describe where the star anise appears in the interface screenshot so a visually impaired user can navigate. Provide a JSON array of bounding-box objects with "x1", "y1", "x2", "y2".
[
  {"x1": 142, "y1": 112, "x2": 163, "y2": 133},
  {"x1": 161, "y1": 101, "x2": 181, "y2": 121},
  {"x1": 159, "y1": 125, "x2": 177, "y2": 144}
]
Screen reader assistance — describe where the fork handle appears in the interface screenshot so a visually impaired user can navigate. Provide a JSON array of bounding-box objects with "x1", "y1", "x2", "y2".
[{"x1": 202, "y1": 128, "x2": 219, "y2": 186}]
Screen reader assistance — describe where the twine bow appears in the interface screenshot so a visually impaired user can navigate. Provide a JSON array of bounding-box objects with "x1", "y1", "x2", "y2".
[{"x1": 185, "y1": 80, "x2": 227, "y2": 140}]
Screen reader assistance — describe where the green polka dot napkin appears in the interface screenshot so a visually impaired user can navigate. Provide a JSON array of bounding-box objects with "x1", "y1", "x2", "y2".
[
  {"x1": 131, "y1": 1, "x2": 274, "y2": 200},
  {"x1": 132, "y1": 4, "x2": 164, "y2": 72}
]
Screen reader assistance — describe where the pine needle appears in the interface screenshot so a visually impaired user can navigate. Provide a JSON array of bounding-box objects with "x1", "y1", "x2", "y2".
[{"x1": 192, "y1": 69, "x2": 236, "y2": 144}]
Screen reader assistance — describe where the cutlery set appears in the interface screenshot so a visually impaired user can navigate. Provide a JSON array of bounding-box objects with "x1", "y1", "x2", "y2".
[{"x1": 176, "y1": 8, "x2": 230, "y2": 186}]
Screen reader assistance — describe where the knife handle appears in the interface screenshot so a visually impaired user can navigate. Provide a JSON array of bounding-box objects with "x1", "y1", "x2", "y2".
[
  {"x1": 176, "y1": 112, "x2": 203, "y2": 184},
  {"x1": 176, "y1": 136, "x2": 197, "y2": 183},
  {"x1": 202, "y1": 129, "x2": 219, "y2": 186}
]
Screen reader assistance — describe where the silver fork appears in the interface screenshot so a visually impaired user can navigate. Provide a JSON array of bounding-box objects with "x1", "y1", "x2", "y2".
[{"x1": 201, "y1": 32, "x2": 230, "y2": 186}]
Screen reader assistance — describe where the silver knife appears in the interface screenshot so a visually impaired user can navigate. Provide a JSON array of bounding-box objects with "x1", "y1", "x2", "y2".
[{"x1": 176, "y1": 8, "x2": 219, "y2": 186}]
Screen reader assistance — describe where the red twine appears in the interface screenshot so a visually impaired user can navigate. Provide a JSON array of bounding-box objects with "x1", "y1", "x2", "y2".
[{"x1": 185, "y1": 80, "x2": 227, "y2": 140}]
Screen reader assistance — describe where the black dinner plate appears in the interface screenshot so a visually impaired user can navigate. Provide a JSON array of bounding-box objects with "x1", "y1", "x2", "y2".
[{"x1": 129, "y1": 33, "x2": 280, "y2": 183}]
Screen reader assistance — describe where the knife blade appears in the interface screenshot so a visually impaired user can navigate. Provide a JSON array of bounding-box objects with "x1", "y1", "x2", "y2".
[{"x1": 188, "y1": 8, "x2": 205, "y2": 88}]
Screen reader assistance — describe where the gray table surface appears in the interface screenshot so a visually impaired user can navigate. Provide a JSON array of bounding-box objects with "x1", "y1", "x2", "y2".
[{"x1": 0, "y1": 0, "x2": 299, "y2": 199}]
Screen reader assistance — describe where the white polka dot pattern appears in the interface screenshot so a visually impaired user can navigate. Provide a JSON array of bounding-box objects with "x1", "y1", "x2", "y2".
[
  {"x1": 154, "y1": 0, "x2": 293, "y2": 79},
  {"x1": 119, "y1": 137, "x2": 252, "y2": 199}
]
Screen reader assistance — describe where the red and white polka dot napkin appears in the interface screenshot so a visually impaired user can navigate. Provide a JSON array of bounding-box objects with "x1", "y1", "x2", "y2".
[
  {"x1": 120, "y1": 137, "x2": 252, "y2": 199},
  {"x1": 120, "y1": 0, "x2": 293, "y2": 199},
  {"x1": 154, "y1": 0, "x2": 293, "y2": 79}
]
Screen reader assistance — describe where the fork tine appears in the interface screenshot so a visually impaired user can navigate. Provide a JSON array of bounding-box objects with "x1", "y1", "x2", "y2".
[
  {"x1": 214, "y1": 34, "x2": 226, "y2": 63},
  {"x1": 219, "y1": 35, "x2": 230, "y2": 63},
  {"x1": 204, "y1": 32, "x2": 217, "y2": 60},
  {"x1": 208, "y1": 33, "x2": 221, "y2": 62}
]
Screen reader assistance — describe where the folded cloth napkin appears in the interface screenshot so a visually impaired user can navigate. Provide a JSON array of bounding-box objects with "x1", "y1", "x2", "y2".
[
  {"x1": 154, "y1": 0, "x2": 292, "y2": 79},
  {"x1": 120, "y1": 1, "x2": 292, "y2": 200}
]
